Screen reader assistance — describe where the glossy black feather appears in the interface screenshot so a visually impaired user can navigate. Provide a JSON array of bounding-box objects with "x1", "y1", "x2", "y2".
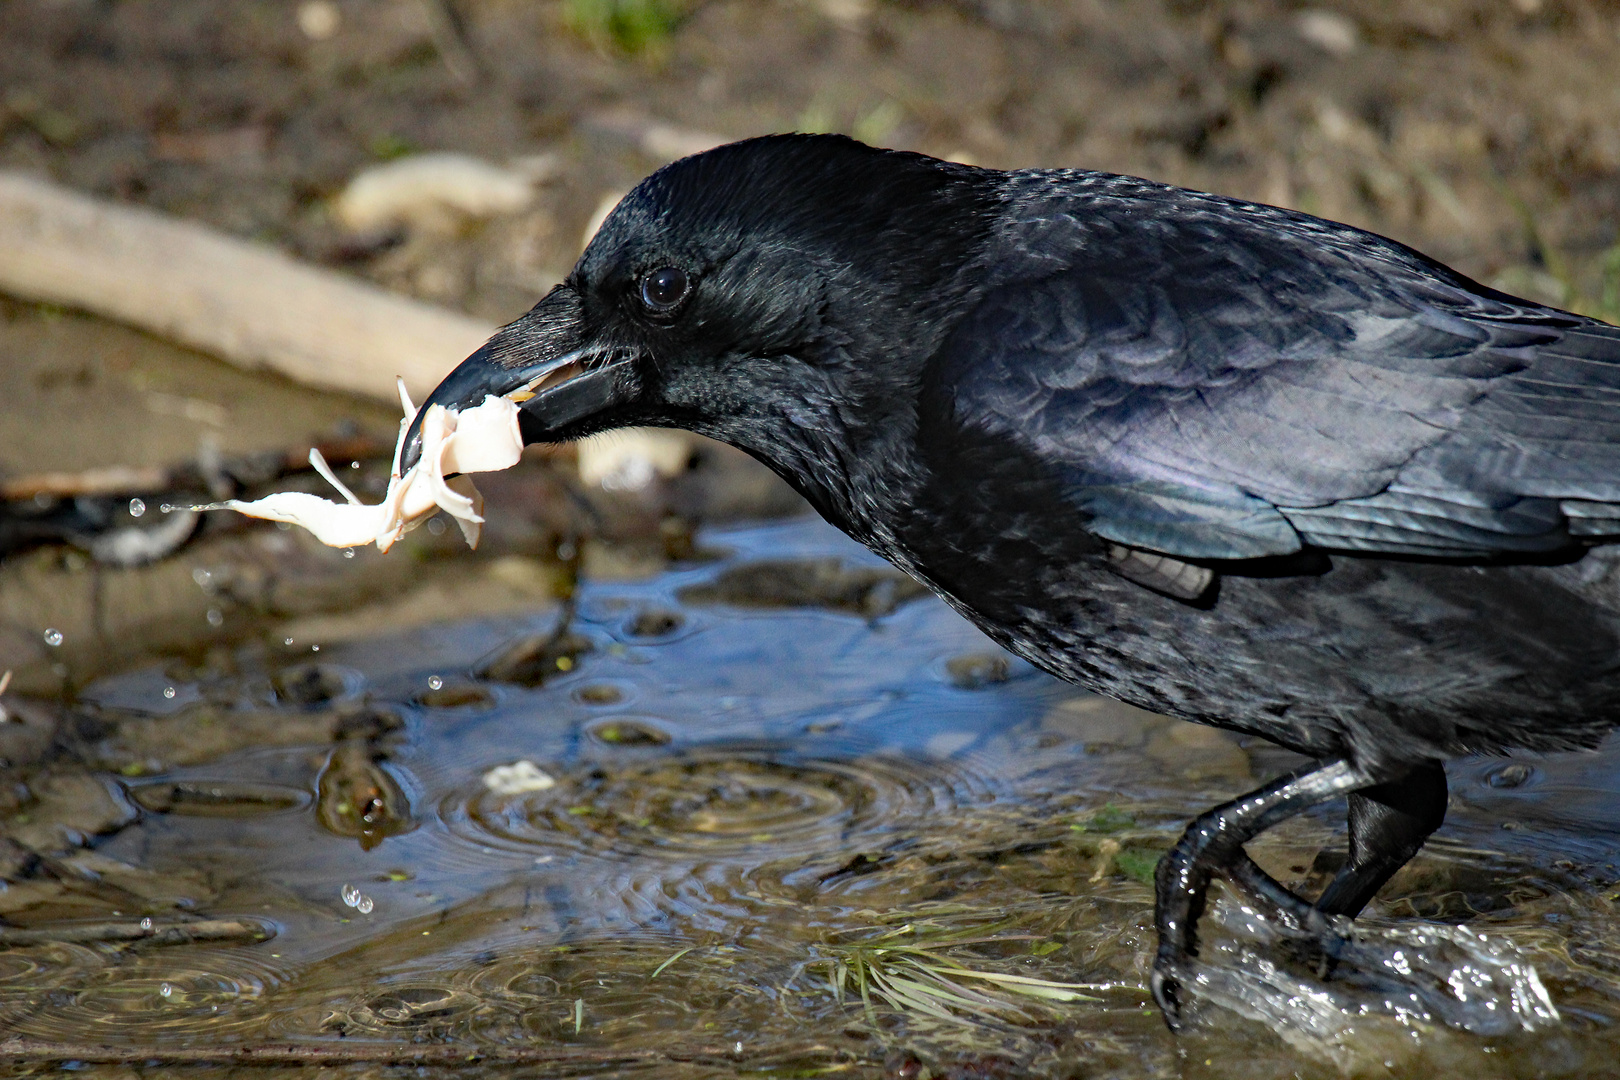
[
  {"x1": 935, "y1": 172, "x2": 1620, "y2": 561},
  {"x1": 476, "y1": 133, "x2": 1620, "y2": 767}
]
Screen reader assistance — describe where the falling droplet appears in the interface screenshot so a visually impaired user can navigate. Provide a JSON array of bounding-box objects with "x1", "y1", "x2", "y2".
[
  {"x1": 343, "y1": 548, "x2": 356, "y2": 559},
  {"x1": 207, "y1": 608, "x2": 224, "y2": 628},
  {"x1": 140, "y1": 917, "x2": 153, "y2": 930},
  {"x1": 341, "y1": 883, "x2": 361, "y2": 907},
  {"x1": 128, "y1": 498, "x2": 146, "y2": 518},
  {"x1": 311, "y1": 644, "x2": 320, "y2": 652},
  {"x1": 349, "y1": 460, "x2": 360, "y2": 469},
  {"x1": 284, "y1": 637, "x2": 295, "y2": 646},
  {"x1": 159, "y1": 982, "x2": 173, "y2": 999},
  {"x1": 192, "y1": 568, "x2": 213, "y2": 588},
  {"x1": 428, "y1": 675, "x2": 444, "y2": 690},
  {"x1": 356, "y1": 896, "x2": 374, "y2": 914},
  {"x1": 42, "y1": 629, "x2": 63, "y2": 647},
  {"x1": 163, "y1": 686, "x2": 176, "y2": 700}
]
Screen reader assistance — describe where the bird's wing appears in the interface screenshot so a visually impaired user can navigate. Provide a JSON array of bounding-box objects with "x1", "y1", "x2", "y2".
[{"x1": 934, "y1": 189, "x2": 1620, "y2": 561}]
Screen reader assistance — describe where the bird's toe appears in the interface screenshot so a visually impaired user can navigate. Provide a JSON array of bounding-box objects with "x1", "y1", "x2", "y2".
[{"x1": 1149, "y1": 961, "x2": 1185, "y2": 1032}]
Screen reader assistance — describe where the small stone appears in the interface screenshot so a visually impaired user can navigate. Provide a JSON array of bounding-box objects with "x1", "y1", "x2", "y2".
[{"x1": 482, "y1": 760, "x2": 556, "y2": 795}]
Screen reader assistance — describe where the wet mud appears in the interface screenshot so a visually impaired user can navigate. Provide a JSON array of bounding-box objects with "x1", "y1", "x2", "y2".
[{"x1": 4, "y1": 518, "x2": 1620, "y2": 1077}]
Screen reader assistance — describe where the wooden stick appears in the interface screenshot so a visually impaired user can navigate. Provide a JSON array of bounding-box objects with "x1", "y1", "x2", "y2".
[
  {"x1": 0, "y1": 918, "x2": 272, "y2": 946},
  {"x1": 0, "y1": 1037, "x2": 856, "y2": 1068},
  {"x1": 0, "y1": 172, "x2": 494, "y2": 404},
  {"x1": 0, "y1": 434, "x2": 393, "y2": 501}
]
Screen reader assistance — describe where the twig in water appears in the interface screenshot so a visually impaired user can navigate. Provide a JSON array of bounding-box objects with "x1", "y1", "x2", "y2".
[
  {"x1": 0, "y1": 1036, "x2": 859, "y2": 1068},
  {"x1": 0, "y1": 918, "x2": 272, "y2": 947}
]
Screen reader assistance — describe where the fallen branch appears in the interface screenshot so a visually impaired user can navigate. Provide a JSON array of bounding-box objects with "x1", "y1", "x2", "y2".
[
  {"x1": 0, "y1": 918, "x2": 272, "y2": 946},
  {"x1": 0, "y1": 172, "x2": 494, "y2": 404},
  {"x1": 0, "y1": 435, "x2": 392, "y2": 501},
  {"x1": 0, "y1": 1037, "x2": 859, "y2": 1068}
]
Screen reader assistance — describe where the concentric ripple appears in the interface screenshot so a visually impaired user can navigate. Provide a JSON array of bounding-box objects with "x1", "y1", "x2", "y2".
[
  {"x1": 439, "y1": 748, "x2": 994, "y2": 870},
  {"x1": 0, "y1": 942, "x2": 106, "y2": 1026},
  {"x1": 0, "y1": 946, "x2": 292, "y2": 1042}
]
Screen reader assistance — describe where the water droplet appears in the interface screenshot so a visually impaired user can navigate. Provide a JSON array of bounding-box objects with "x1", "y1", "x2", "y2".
[
  {"x1": 356, "y1": 896, "x2": 374, "y2": 914},
  {"x1": 428, "y1": 675, "x2": 444, "y2": 690},
  {"x1": 341, "y1": 883, "x2": 361, "y2": 907},
  {"x1": 128, "y1": 498, "x2": 146, "y2": 518},
  {"x1": 162, "y1": 686, "x2": 176, "y2": 700},
  {"x1": 192, "y1": 568, "x2": 213, "y2": 589},
  {"x1": 206, "y1": 608, "x2": 224, "y2": 628},
  {"x1": 426, "y1": 516, "x2": 447, "y2": 536},
  {"x1": 343, "y1": 548, "x2": 356, "y2": 559},
  {"x1": 159, "y1": 982, "x2": 173, "y2": 999},
  {"x1": 311, "y1": 645, "x2": 320, "y2": 652},
  {"x1": 140, "y1": 917, "x2": 153, "y2": 930},
  {"x1": 284, "y1": 637, "x2": 295, "y2": 646},
  {"x1": 42, "y1": 629, "x2": 63, "y2": 647},
  {"x1": 349, "y1": 460, "x2": 360, "y2": 469}
]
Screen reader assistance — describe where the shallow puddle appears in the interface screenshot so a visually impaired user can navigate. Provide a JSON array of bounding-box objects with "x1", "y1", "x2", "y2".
[{"x1": 7, "y1": 518, "x2": 1620, "y2": 1077}]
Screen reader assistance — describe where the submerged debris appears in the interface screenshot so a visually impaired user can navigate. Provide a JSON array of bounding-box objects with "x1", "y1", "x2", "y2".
[
  {"x1": 678, "y1": 558, "x2": 928, "y2": 617},
  {"x1": 480, "y1": 628, "x2": 594, "y2": 686}
]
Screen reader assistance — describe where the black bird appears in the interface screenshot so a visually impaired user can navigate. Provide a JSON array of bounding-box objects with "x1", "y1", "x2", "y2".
[{"x1": 404, "y1": 134, "x2": 1620, "y2": 1025}]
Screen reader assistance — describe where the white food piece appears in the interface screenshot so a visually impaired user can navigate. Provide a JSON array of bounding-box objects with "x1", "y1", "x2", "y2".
[
  {"x1": 208, "y1": 384, "x2": 523, "y2": 552},
  {"x1": 482, "y1": 760, "x2": 557, "y2": 795}
]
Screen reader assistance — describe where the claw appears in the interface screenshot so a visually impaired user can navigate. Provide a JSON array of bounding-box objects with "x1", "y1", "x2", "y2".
[{"x1": 1150, "y1": 964, "x2": 1183, "y2": 1031}]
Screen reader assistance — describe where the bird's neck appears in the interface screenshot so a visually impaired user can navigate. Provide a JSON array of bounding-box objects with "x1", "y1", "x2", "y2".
[{"x1": 700, "y1": 385, "x2": 930, "y2": 551}]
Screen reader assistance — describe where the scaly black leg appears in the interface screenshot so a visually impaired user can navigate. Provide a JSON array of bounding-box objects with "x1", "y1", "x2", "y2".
[
  {"x1": 1315, "y1": 760, "x2": 1447, "y2": 918},
  {"x1": 1227, "y1": 852, "x2": 1346, "y2": 944},
  {"x1": 1151, "y1": 758, "x2": 1375, "y2": 1028}
]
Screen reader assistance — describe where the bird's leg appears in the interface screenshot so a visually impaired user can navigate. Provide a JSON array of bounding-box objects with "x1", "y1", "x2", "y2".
[
  {"x1": 1151, "y1": 758, "x2": 1374, "y2": 1028},
  {"x1": 1315, "y1": 760, "x2": 1447, "y2": 918}
]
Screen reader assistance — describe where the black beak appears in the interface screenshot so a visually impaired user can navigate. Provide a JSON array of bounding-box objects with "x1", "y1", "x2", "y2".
[{"x1": 400, "y1": 284, "x2": 640, "y2": 473}]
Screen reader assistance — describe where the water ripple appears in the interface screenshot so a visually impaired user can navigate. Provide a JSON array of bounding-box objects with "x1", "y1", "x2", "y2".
[
  {"x1": 438, "y1": 747, "x2": 994, "y2": 870},
  {"x1": 0, "y1": 945, "x2": 292, "y2": 1042}
]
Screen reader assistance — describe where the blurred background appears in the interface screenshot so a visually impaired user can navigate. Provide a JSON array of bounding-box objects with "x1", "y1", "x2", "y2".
[
  {"x1": 2, "y1": 4, "x2": 1620, "y2": 1075},
  {"x1": 7, "y1": 0, "x2": 1620, "y2": 316}
]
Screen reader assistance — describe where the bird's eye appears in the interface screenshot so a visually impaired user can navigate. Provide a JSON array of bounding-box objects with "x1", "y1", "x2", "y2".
[{"x1": 639, "y1": 266, "x2": 690, "y2": 313}]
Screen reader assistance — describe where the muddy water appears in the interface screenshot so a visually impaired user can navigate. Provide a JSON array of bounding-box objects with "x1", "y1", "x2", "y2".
[{"x1": 7, "y1": 517, "x2": 1620, "y2": 1077}]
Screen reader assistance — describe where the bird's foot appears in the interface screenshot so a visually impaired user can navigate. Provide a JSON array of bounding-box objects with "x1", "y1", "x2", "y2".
[
  {"x1": 1152, "y1": 851, "x2": 1356, "y2": 1029},
  {"x1": 1225, "y1": 855, "x2": 1353, "y2": 976},
  {"x1": 1149, "y1": 954, "x2": 1192, "y2": 1031},
  {"x1": 1149, "y1": 760, "x2": 1370, "y2": 1031}
]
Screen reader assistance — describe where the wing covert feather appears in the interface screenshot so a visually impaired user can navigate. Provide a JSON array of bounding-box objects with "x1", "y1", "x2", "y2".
[{"x1": 933, "y1": 176, "x2": 1620, "y2": 562}]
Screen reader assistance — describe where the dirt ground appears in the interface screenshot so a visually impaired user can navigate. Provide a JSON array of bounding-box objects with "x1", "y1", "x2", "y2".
[{"x1": 3, "y1": 0, "x2": 1619, "y2": 329}]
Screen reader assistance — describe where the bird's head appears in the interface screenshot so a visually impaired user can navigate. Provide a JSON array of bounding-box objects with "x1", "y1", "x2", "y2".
[{"x1": 401, "y1": 134, "x2": 996, "y2": 514}]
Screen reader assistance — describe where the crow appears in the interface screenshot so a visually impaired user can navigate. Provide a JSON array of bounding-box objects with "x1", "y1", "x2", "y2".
[{"x1": 402, "y1": 134, "x2": 1620, "y2": 1025}]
